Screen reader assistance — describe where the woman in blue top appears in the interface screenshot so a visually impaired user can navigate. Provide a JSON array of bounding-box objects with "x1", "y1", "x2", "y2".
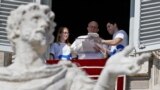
[{"x1": 50, "y1": 26, "x2": 72, "y2": 60}]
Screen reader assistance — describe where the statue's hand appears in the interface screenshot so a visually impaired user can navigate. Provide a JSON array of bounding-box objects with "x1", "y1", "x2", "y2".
[{"x1": 106, "y1": 45, "x2": 151, "y2": 75}]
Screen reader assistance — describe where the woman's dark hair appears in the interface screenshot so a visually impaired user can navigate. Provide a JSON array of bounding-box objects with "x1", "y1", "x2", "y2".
[{"x1": 56, "y1": 26, "x2": 70, "y2": 45}]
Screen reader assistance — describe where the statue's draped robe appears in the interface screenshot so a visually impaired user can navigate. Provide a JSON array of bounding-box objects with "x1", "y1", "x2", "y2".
[{"x1": 0, "y1": 62, "x2": 95, "y2": 90}]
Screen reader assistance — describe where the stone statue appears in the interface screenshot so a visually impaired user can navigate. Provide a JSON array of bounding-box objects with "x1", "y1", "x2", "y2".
[{"x1": 0, "y1": 3, "x2": 151, "y2": 90}]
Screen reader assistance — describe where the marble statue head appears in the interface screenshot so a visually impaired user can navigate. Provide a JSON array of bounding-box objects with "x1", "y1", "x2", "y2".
[{"x1": 6, "y1": 3, "x2": 56, "y2": 54}]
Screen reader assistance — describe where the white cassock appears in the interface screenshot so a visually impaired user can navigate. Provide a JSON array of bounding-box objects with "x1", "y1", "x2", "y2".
[{"x1": 71, "y1": 33, "x2": 107, "y2": 59}]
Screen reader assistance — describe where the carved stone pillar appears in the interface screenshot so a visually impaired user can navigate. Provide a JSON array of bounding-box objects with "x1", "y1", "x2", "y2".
[{"x1": 152, "y1": 59, "x2": 160, "y2": 89}]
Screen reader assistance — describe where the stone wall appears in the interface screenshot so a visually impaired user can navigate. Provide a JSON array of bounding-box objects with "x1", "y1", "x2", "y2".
[
  {"x1": 0, "y1": 52, "x2": 4, "y2": 66},
  {"x1": 126, "y1": 58, "x2": 160, "y2": 90},
  {"x1": 0, "y1": 52, "x2": 12, "y2": 67}
]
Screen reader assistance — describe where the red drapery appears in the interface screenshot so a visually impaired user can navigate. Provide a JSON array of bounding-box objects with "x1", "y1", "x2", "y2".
[{"x1": 46, "y1": 59, "x2": 124, "y2": 90}]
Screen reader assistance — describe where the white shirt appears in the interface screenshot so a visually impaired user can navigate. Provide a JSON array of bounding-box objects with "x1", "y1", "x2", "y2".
[
  {"x1": 71, "y1": 34, "x2": 106, "y2": 59},
  {"x1": 110, "y1": 30, "x2": 128, "y2": 56},
  {"x1": 50, "y1": 42, "x2": 72, "y2": 60}
]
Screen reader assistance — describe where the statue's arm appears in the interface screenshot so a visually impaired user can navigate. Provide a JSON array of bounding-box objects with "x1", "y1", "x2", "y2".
[{"x1": 94, "y1": 46, "x2": 151, "y2": 90}]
